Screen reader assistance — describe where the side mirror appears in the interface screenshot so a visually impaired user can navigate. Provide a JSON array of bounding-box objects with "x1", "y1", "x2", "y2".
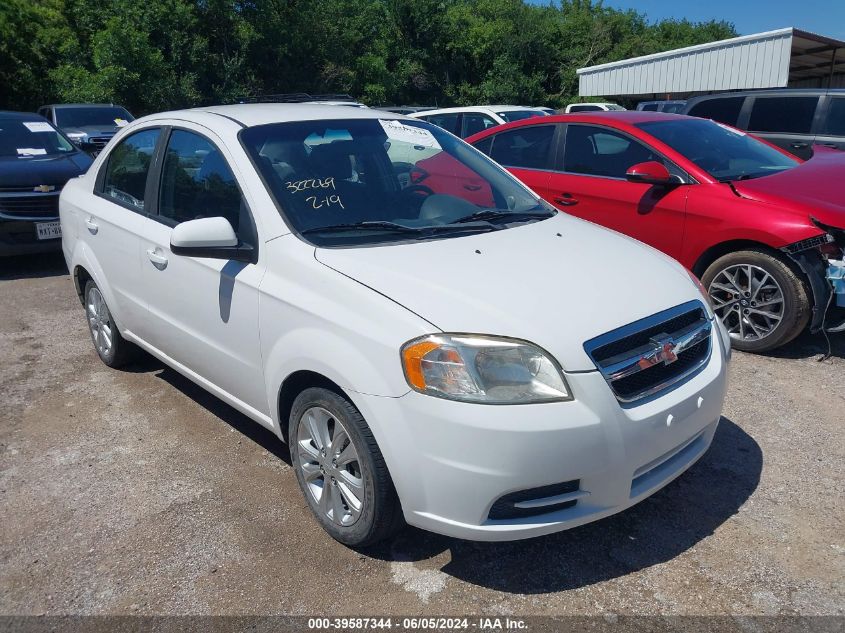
[
  {"x1": 625, "y1": 161, "x2": 677, "y2": 186},
  {"x1": 170, "y1": 217, "x2": 254, "y2": 262}
]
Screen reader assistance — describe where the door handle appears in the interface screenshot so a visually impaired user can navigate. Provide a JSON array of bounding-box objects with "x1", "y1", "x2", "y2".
[
  {"x1": 553, "y1": 193, "x2": 579, "y2": 207},
  {"x1": 790, "y1": 142, "x2": 809, "y2": 149},
  {"x1": 85, "y1": 217, "x2": 98, "y2": 234},
  {"x1": 146, "y1": 248, "x2": 168, "y2": 269},
  {"x1": 820, "y1": 143, "x2": 839, "y2": 149}
]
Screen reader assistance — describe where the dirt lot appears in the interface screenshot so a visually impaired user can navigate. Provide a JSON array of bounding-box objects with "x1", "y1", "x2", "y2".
[{"x1": 0, "y1": 253, "x2": 843, "y2": 617}]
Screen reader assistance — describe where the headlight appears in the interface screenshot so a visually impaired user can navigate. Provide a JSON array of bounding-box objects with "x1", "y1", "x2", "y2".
[
  {"x1": 401, "y1": 334, "x2": 571, "y2": 404},
  {"x1": 66, "y1": 132, "x2": 86, "y2": 142},
  {"x1": 687, "y1": 269, "x2": 714, "y2": 317}
]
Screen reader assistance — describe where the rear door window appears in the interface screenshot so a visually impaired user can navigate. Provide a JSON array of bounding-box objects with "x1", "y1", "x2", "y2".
[
  {"x1": 686, "y1": 97, "x2": 745, "y2": 126},
  {"x1": 100, "y1": 128, "x2": 160, "y2": 211},
  {"x1": 568, "y1": 105, "x2": 602, "y2": 113},
  {"x1": 748, "y1": 96, "x2": 819, "y2": 134},
  {"x1": 489, "y1": 125, "x2": 555, "y2": 170}
]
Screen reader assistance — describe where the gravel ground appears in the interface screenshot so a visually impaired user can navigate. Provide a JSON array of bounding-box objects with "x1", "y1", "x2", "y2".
[{"x1": 0, "y1": 253, "x2": 843, "y2": 617}]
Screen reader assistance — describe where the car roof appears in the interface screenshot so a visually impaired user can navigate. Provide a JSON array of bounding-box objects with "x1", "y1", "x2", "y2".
[
  {"x1": 410, "y1": 105, "x2": 544, "y2": 116},
  {"x1": 554, "y1": 111, "x2": 690, "y2": 124},
  {"x1": 686, "y1": 88, "x2": 845, "y2": 103},
  {"x1": 40, "y1": 103, "x2": 125, "y2": 109},
  {"x1": 0, "y1": 110, "x2": 47, "y2": 121},
  {"x1": 464, "y1": 111, "x2": 698, "y2": 143},
  {"x1": 142, "y1": 103, "x2": 408, "y2": 128}
]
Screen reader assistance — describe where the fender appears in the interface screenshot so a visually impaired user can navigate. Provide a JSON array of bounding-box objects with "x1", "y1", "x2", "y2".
[{"x1": 263, "y1": 326, "x2": 412, "y2": 431}]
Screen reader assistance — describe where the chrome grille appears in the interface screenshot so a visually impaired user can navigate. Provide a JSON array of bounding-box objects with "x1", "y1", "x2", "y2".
[
  {"x1": 89, "y1": 136, "x2": 111, "y2": 148},
  {"x1": 584, "y1": 301, "x2": 712, "y2": 404}
]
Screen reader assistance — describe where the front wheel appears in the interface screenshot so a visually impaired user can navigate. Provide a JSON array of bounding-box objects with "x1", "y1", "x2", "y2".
[
  {"x1": 289, "y1": 387, "x2": 403, "y2": 547},
  {"x1": 701, "y1": 249, "x2": 810, "y2": 353}
]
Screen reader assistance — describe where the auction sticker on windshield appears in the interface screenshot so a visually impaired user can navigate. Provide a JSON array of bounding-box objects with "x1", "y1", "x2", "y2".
[
  {"x1": 23, "y1": 122, "x2": 54, "y2": 133},
  {"x1": 380, "y1": 119, "x2": 441, "y2": 149}
]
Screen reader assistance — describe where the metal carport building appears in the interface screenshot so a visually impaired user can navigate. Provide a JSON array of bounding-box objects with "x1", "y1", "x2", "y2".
[{"x1": 577, "y1": 27, "x2": 845, "y2": 100}]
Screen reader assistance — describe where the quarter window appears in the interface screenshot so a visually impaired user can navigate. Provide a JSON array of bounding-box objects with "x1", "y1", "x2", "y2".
[
  {"x1": 748, "y1": 97, "x2": 819, "y2": 134},
  {"x1": 423, "y1": 113, "x2": 461, "y2": 136},
  {"x1": 822, "y1": 98, "x2": 845, "y2": 136},
  {"x1": 686, "y1": 97, "x2": 745, "y2": 126},
  {"x1": 563, "y1": 125, "x2": 661, "y2": 178},
  {"x1": 490, "y1": 125, "x2": 555, "y2": 170},
  {"x1": 158, "y1": 129, "x2": 254, "y2": 246},
  {"x1": 101, "y1": 128, "x2": 160, "y2": 211}
]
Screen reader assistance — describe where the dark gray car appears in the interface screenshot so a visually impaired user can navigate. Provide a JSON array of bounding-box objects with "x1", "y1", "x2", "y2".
[
  {"x1": 682, "y1": 89, "x2": 845, "y2": 160},
  {"x1": 37, "y1": 104, "x2": 134, "y2": 155}
]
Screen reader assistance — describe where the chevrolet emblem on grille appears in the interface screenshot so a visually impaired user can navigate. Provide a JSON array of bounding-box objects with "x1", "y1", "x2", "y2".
[
  {"x1": 651, "y1": 335, "x2": 679, "y2": 365},
  {"x1": 33, "y1": 185, "x2": 56, "y2": 193}
]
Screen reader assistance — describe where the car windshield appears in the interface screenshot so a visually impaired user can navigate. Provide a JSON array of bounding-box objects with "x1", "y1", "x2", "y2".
[
  {"x1": 495, "y1": 110, "x2": 548, "y2": 122},
  {"x1": 0, "y1": 118, "x2": 76, "y2": 158},
  {"x1": 55, "y1": 106, "x2": 133, "y2": 128},
  {"x1": 637, "y1": 118, "x2": 799, "y2": 181},
  {"x1": 240, "y1": 118, "x2": 550, "y2": 246}
]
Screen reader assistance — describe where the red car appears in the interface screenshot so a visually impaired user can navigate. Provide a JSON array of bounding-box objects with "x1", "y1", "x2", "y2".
[{"x1": 467, "y1": 112, "x2": 845, "y2": 352}]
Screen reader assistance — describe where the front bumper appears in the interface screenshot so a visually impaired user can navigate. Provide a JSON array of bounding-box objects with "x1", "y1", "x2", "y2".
[
  {"x1": 0, "y1": 215, "x2": 62, "y2": 257},
  {"x1": 351, "y1": 329, "x2": 729, "y2": 541}
]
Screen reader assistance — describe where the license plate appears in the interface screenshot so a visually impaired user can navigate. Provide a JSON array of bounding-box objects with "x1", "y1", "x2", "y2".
[{"x1": 36, "y1": 221, "x2": 61, "y2": 240}]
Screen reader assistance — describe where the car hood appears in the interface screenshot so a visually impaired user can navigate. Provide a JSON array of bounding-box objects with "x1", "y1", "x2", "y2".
[
  {"x1": 0, "y1": 152, "x2": 92, "y2": 187},
  {"x1": 731, "y1": 152, "x2": 845, "y2": 229},
  {"x1": 315, "y1": 214, "x2": 704, "y2": 371}
]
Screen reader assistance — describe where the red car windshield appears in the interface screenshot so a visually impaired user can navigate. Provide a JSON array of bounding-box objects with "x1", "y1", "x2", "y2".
[{"x1": 637, "y1": 118, "x2": 798, "y2": 182}]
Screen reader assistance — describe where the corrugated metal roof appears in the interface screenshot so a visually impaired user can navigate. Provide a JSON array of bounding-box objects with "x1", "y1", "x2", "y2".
[{"x1": 577, "y1": 27, "x2": 845, "y2": 97}]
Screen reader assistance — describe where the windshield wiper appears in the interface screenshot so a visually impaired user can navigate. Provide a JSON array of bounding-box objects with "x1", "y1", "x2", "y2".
[
  {"x1": 301, "y1": 220, "x2": 498, "y2": 237},
  {"x1": 301, "y1": 221, "x2": 424, "y2": 235},
  {"x1": 450, "y1": 207, "x2": 555, "y2": 225}
]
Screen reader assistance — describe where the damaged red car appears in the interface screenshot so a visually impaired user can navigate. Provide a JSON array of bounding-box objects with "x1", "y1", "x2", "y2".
[{"x1": 467, "y1": 112, "x2": 845, "y2": 352}]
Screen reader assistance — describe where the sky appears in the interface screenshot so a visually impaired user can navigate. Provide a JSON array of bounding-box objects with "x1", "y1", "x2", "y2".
[{"x1": 533, "y1": 1, "x2": 845, "y2": 40}]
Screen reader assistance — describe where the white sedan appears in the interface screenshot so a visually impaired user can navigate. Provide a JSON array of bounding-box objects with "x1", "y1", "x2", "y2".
[{"x1": 60, "y1": 104, "x2": 729, "y2": 546}]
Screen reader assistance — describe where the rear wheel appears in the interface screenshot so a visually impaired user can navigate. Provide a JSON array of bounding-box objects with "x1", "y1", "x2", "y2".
[
  {"x1": 701, "y1": 249, "x2": 810, "y2": 353},
  {"x1": 289, "y1": 387, "x2": 403, "y2": 547},
  {"x1": 84, "y1": 280, "x2": 135, "y2": 367}
]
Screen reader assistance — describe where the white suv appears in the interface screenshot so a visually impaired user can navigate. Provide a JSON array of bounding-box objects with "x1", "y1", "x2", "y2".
[
  {"x1": 60, "y1": 104, "x2": 730, "y2": 546},
  {"x1": 564, "y1": 102, "x2": 626, "y2": 113}
]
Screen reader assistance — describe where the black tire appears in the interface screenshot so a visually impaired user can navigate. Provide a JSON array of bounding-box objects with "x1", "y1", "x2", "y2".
[
  {"x1": 701, "y1": 249, "x2": 811, "y2": 353},
  {"x1": 83, "y1": 280, "x2": 136, "y2": 367},
  {"x1": 289, "y1": 387, "x2": 404, "y2": 547}
]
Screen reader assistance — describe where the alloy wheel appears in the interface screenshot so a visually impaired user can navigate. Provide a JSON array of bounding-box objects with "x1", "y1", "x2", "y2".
[
  {"x1": 86, "y1": 287, "x2": 113, "y2": 357},
  {"x1": 708, "y1": 264, "x2": 785, "y2": 342},
  {"x1": 296, "y1": 406, "x2": 365, "y2": 527}
]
